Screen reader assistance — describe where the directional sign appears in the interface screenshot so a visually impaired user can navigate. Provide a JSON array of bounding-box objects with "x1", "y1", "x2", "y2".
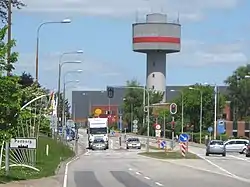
[
  {"x1": 208, "y1": 126, "x2": 213, "y2": 133},
  {"x1": 179, "y1": 133, "x2": 189, "y2": 143},
  {"x1": 10, "y1": 138, "x2": 37, "y2": 149},
  {"x1": 133, "y1": 124, "x2": 138, "y2": 128},
  {"x1": 160, "y1": 140, "x2": 166, "y2": 149},
  {"x1": 217, "y1": 120, "x2": 225, "y2": 134}
]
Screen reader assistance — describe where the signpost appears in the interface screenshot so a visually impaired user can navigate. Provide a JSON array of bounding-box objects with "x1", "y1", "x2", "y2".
[
  {"x1": 179, "y1": 133, "x2": 189, "y2": 157},
  {"x1": 217, "y1": 120, "x2": 225, "y2": 140},
  {"x1": 10, "y1": 138, "x2": 37, "y2": 149},
  {"x1": 179, "y1": 133, "x2": 189, "y2": 143},
  {"x1": 208, "y1": 126, "x2": 213, "y2": 140},
  {"x1": 155, "y1": 123, "x2": 161, "y2": 137}
]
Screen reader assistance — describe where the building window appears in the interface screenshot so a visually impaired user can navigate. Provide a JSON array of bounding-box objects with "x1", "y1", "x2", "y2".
[
  {"x1": 153, "y1": 62, "x2": 155, "y2": 66},
  {"x1": 152, "y1": 85, "x2": 155, "y2": 89},
  {"x1": 222, "y1": 113, "x2": 226, "y2": 119},
  {"x1": 245, "y1": 131, "x2": 249, "y2": 137},
  {"x1": 245, "y1": 122, "x2": 250, "y2": 130},
  {"x1": 233, "y1": 131, "x2": 237, "y2": 137},
  {"x1": 233, "y1": 121, "x2": 237, "y2": 130},
  {"x1": 152, "y1": 74, "x2": 155, "y2": 78}
]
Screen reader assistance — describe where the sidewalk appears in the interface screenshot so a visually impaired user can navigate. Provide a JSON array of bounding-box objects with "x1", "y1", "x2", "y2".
[{"x1": 0, "y1": 176, "x2": 61, "y2": 187}]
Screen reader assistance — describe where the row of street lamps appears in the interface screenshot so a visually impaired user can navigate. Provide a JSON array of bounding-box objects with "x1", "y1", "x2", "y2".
[{"x1": 34, "y1": 19, "x2": 84, "y2": 134}]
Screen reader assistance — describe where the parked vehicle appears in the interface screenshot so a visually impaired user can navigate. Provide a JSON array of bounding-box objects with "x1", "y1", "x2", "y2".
[
  {"x1": 206, "y1": 140, "x2": 226, "y2": 157},
  {"x1": 224, "y1": 139, "x2": 249, "y2": 153},
  {"x1": 126, "y1": 138, "x2": 141, "y2": 149}
]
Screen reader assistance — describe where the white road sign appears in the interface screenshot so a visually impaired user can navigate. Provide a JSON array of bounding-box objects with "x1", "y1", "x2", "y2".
[
  {"x1": 155, "y1": 130, "x2": 161, "y2": 137},
  {"x1": 133, "y1": 124, "x2": 138, "y2": 128},
  {"x1": 155, "y1": 124, "x2": 161, "y2": 130},
  {"x1": 133, "y1": 119, "x2": 138, "y2": 124},
  {"x1": 10, "y1": 138, "x2": 37, "y2": 149}
]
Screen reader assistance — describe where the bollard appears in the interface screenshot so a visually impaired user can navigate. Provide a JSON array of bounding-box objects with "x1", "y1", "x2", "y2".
[{"x1": 46, "y1": 144, "x2": 49, "y2": 156}]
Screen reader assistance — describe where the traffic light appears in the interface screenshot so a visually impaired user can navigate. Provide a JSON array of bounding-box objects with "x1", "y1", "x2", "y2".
[
  {"x1": 170, "y1": 103, "x2": 177, "y2": 115},
  {"x1": 107, "y1": 86, "x2": 114, "y2": 98}
]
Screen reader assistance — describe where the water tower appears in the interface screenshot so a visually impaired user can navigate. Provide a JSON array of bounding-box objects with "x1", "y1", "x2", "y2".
[{"x1": 132, "y1": 13, "x2": 181, "y2": 102}]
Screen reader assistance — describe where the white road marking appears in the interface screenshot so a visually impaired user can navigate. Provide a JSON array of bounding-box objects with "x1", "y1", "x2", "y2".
[
  {"x1": 63, "y1": 156, "x2": 79, "y2": 187},
  {"x1": 129, "y1": 168, "x2": 133, "y2": 171},
  {"x1": 228, "y1": 155, "x2": 250, "y2": 163},
  {"x1": 110, "y1": 139, "x2": 114, "y2": 149},
  {"x1": 135, "y1": 171, "x2": 141, "y2": 175},
  {"x1": 144, "y1": 176, "x2": 150, "y2": 180},
  {"x1": 155, "y1": 182, "x2": 163, "y2": 186}
]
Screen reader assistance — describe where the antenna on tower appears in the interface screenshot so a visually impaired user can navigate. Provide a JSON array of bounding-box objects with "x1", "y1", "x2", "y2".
[{"x1": 177, "y1": 12, "x2": 180, "y2": 23}]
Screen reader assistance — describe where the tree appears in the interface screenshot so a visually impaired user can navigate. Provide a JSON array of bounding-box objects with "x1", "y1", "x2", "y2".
[
  {"x1": 0, "y1": 0, "x2": 25, "y2": 22},
  {"x1": 0, "y1": 26, "x2": 18, "y2": 72},
  {"x1": 18, "y1": 71, "x2": 34, "y2": 88},
  {"x1": 224, "y1": 64, "x2": 250, "y2": 120},
  {"x1": 172, "y1": 84, "x2": 225, "y2": 133},
  {"x1": 56, "y1": 92, "x2": 71, "y2": 122},
  {"x1": 122, "y1": 79, "x2": 163, "y2": 134}
]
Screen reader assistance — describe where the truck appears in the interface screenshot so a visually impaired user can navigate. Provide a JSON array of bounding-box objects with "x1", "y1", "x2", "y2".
[{"x1": 87, "y1": 117, "x2": 109, "y2": 149}]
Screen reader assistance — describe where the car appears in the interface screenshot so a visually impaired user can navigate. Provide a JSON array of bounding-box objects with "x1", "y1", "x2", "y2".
[
  {"x1": 224, "y1": 139, "x2": 249, "y2": 153},
  {"x1": 126, "y1": 138, "x2": 141, "y2": 149},
  {"x1": 206, "y1": 140, "x2": 226, "y2": 156},
  {"x1": 91, "y1": 139, "x2": 106, "y2": 150},
  {"x1": 245, "y1": 142, "x2": 250, "y2": 157}
]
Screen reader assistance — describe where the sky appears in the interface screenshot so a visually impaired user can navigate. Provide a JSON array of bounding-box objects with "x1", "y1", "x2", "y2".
[{"x1": 11, "y1": 0, "x2": 250, "y2": 102}]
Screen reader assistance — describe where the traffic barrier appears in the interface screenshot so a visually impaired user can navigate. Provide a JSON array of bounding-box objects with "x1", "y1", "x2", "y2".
[{"x1": 180, "y1": 143, "x2": 187, "y2": 157}]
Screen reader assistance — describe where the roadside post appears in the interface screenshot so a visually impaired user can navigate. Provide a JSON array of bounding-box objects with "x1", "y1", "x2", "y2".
[
  {"x1": 179, "y1": 133, "x2": 189, "y2": 157},
  {"x1": 170, "y1": 103, "x2": 177, "y2": 149},
  {"x1": 208, "y1": 126, "x2": 213, "y2": 141}
]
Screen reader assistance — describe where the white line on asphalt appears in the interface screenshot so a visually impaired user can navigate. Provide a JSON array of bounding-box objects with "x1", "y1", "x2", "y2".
[
  {"x1": 110, "y1": 139, "x2": 114, "y2": 149},
  {"x1": 228, "y1": 155, "x2": 250, "y2": 163},
  {"x1": 144, "y1": 176, "x2": 150, "y2": 180},
  {"x1": 84, "y1": 149, "x2": 90, "y2": 156},
  {"x1": 136, "y1": 171, "x2": 141, "y2": 175},
  {"x1": 129, "y1": 168, "x2": 133, "y2": 171},
  {"x1": 63, "y1": 156, "x2": 79, "y2": 187},
  {"x1": 155, "y1": 182, "x2": 163, "y2": 186}
]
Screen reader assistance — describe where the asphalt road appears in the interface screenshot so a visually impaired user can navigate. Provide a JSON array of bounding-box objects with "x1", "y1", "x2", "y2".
[{"x1": 64, "y1": 130, "x2": 250, "y2": 187}]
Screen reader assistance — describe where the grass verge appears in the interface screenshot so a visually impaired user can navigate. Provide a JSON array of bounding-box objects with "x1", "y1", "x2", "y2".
[
  {"x1": 139, "y1": 151, "x2": 200, "y2": 159},
  {"x1": 0, "y1": 136, "x2": 75, "y2": 183}
]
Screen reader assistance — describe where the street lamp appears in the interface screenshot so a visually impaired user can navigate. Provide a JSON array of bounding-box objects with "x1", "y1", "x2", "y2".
[
  {"x1": 170, "y1": 89, "x2": 184, "y2": 133},
  {"x1": 189, "y1": 87, "x2": 203, "y2": 144},
  {"x1": 35, "y1": 19, "x2": 72, "y2": 82},
  {"x1": 204, "y1": 83, "x2": 218, "y2": 139},
  {"x1": 62, "y1": 70, "x2": 82, "y2": 127}
]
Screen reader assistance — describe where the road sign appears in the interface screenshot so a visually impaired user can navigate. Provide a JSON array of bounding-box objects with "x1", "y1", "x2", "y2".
[
  {"x1": 217, "y1": 120, "x2": 225, "y2": 134},
  {"x1": 155, "y1": 129, "x2": 161, "y2": 137},
  {"x1": 160, "y1": 140, "x2": 166, "y2": 148},
  {"x1": 208, "y1": 126, "x2": 213, "y2": 133},
  {"x1": 179, "y1": 133, "x2": 189, "y2": 143},
  {"x1": 10, "y1": 138, "x2": 37, "y2": 149},
  {"x1": 155, "y1": 124, "x2": 161, "y2": 130},
  {"x1": 133, "y1": 119, "x2": 138, "y2": 124},
  {"x1": 170, "y1": 103, "x2": 177, "y2": 115},
  {"x1": 133, "y1": 124, "x2": 138, "y2": 128},
  {"x1": 94, "y1": 108, "x2": 102, "y2": 116}
]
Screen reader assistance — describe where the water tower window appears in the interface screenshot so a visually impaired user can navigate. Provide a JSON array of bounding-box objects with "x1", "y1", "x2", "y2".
[
  {"x1": 152, "y1": 85, "x2": 155, "y2": 89},
  {"x1": 152, "y1": 74, "x2": 155, "y2": 78},
  {"x1": 153, "y1": 62, "x2": 155, "y2": 66}
]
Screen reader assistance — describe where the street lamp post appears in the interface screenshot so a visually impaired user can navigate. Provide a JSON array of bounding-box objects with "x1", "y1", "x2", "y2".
[
  {"x1": 189, "y1": 87, "x2": 203, "y2": 144},
  {"x1": 62, "y1": 70, "x2": 82, "y2": 128},
  {"x1": 170, "y1": 89, "x2": 184, "y2": 133},
  {"x1": 35, "y1": 19, "x2": 71, "y2": 82},
  {"x1": 56, "y1": 51, "x2": 83, "y2": 137}
]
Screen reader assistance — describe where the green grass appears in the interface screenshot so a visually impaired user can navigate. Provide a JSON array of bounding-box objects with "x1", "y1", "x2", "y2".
[
  {"x1": 139, "y1": 151, "x2": 200, "y2": 159},
  {"x1": 0, "y1": 136, "x2": 75, "y2": 183}
]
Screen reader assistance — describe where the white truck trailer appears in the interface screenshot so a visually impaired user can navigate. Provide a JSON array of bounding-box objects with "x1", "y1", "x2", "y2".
[{"x1": 87, "y1": 118, "x2": 109, "y2": 149}]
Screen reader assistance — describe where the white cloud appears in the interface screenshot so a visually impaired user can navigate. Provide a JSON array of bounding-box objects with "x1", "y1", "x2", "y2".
[
  {"x1": 168, "y1": 39, "x2": 248, "y2": 68},
  {"x1": 20, "y1": 0, "x2": 241, "y2": 22}
]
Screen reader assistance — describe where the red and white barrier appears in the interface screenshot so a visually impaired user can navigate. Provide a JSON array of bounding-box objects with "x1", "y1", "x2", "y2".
[{"x1": 180, "y1": 143, "x2": 187, "y2": 157}]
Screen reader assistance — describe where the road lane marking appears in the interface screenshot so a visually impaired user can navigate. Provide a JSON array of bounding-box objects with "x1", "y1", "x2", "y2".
[
  {"x1": 155, "y1": 182, "x2": 163, "y2": 186},
  {"x1": 135, "y1": 171, "x2": 141, "y2": 175},
  {"x1": 110, "y1": 139, "x2": 114, "y2": 149},
  {"x1": 144, "y1": 176, "x2": 150, "y2": 180},
  {"x1": 228, "y1": 155, "x2": 250, "y2": 162},
  {"x1": 129, "y1": 168, "x2": 133, "y2": 171},
  {"x1": 63, "y1": 156, "x2": 79, "y2": 187}
]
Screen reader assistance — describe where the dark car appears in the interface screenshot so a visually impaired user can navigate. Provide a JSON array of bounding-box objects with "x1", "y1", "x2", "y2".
[
  {"x1": 246, "y1": 142, "x2": 250, "y2": 157},
  {"x1": 206, "y1": 140, "x2": 226, "y2": 157}
]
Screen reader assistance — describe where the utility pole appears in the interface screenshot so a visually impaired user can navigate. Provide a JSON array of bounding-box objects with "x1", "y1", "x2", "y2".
[{"x1": 7, "y1": 0, "x2": 12, "y2": 76}]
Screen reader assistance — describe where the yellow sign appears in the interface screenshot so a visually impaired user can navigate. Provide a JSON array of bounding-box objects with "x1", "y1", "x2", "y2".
[{"x1": 94, "y1": 108, "x2": 102, "y2": 115}]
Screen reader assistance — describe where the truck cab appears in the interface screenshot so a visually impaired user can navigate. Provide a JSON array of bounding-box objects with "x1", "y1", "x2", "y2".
[{"x1": 87, "y1": 118, "x2": 109, "y2": 149}]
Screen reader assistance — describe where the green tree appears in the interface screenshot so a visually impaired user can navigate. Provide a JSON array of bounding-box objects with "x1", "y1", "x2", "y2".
[
  {"x1": 172, "y1": 84, "x2": 225, "y2": 133},
  {"x1": 0, "y1": 0, "x2": 25, "y2": 22},
  {"x1": 122, "y1": 79, "x2": 163, "y2": 134},
  {"x1": 224, "y1": 64, "x2": 250, "y2": 120}
]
